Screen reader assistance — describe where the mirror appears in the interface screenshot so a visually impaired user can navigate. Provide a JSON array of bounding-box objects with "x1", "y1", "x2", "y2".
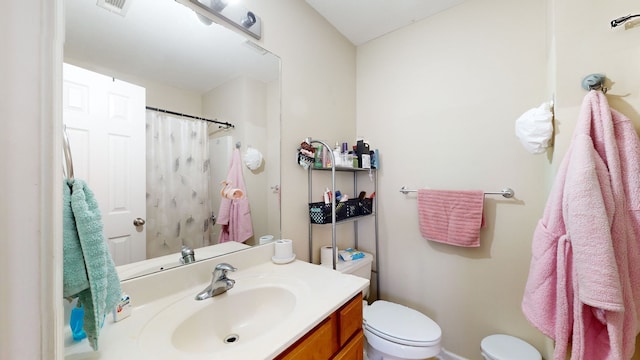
[{"x1": 64, "y1": 0, "x2": 281, "y2": 281}]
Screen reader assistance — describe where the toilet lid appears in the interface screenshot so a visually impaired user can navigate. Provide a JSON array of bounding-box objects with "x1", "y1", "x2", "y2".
[
  {"x1": 363, "y1": 301, "x2": 441, "y2": 347},
  {"x1": 481, "y1": 334, "x2": 541, "y2": 360}
]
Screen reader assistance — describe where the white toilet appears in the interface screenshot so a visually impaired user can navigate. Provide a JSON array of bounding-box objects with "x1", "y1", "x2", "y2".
[
  {"x1": 480, "y1": 334, "x2": 541, "y2": 360},
  {"x1": 324, "y1": 252, "x2": 442, "y2": 360}
]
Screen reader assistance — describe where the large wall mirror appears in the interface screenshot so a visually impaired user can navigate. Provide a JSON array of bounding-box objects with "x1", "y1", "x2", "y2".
[{"x1": 64, "y1": 0, "x2": 281, "y2": 281}]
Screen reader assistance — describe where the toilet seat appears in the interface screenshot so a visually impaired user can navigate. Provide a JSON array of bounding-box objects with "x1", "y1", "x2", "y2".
[
  {"x1": 481, "y1": 334, "x2": 541, "y2": 360},
  {"x1": 363, "y1": 300, "x2": 441, "y2": 347}
]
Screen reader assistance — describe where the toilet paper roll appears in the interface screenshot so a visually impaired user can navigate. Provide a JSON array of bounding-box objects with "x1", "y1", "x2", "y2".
[
  {"x1": 259, "y1": 235, "x2": 274, "y2": 245},
  {"x1": 274, "y1": 239, "x2": 293, "y2": 259},
  {"x1": 320, "y1": 246, "x2": 338, "y2": 265}
]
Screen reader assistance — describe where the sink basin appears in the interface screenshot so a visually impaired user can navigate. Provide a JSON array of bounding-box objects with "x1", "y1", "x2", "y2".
[
  {"x1": 173, "y1": 286, "x2": 295, "y2": 352},
  {"x1": 138, "y1": 274, "x2": 302, "y2": 358}
]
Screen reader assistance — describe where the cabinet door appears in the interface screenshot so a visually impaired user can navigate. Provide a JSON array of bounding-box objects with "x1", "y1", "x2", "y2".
[
  {"x1": 332, "y1": 330, "x2": 364, "y2": 360},
  {"x1": 275, "y1": 314, "x2": 338, "y2": 360},
  {"x1": 338, "y1": 293, "x2": 363, "y2": 346}
]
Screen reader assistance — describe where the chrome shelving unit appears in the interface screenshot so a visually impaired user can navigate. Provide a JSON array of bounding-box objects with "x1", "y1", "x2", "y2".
[{"x1": 307, "y1": 139, "x2": 379, "y2": 299}]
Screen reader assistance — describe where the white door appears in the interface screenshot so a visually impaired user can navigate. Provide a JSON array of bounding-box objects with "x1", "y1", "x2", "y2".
[{"x1": 63, "y1": 63, "x2": 146, "y2": 266}]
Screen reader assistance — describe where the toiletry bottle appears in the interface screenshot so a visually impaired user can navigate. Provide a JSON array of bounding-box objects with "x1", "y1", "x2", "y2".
[
  {"x1": 333, "y1": 142, "x2": 341, "y2": 167},
  {"x1": 356, "y1": 140, "x2": 370, "y2": 168},
  {"x1": 341, "y1": 142, "x2": 351, "y2": 167},
  {"x1": 314, "y1": 145, "x2": 323, "y2": 168},
  {"x1": 70, "y1": 304, "x2": 87, "y2": 341},
  {"x1": 351, "y1": 148, "x2": 358, "y2": 168},
  {"x1": 322, "y1": 146, "x2": 331, "y2": 168}
]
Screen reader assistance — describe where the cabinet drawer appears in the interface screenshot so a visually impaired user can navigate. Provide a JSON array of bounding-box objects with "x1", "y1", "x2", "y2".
[
  {"x1": 338, "y1": 293, "x2": 363, "y2": 346},
  {"x1": 275, "y1": 314, "x2": 338, "y2": 360},
  {"x1": 332, "y1": 329, "x2": 364, "y2": 360}
]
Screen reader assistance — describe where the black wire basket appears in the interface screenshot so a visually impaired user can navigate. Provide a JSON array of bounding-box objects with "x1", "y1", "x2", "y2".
[{"x1": 309, "y1": 198, "x2": 373, "y2": 224}]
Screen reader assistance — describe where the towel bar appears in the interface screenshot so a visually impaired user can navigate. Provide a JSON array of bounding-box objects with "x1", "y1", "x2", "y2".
[
  {"x1": 63, "y1": 125, "x2": 74, "y2": 180},
  {"x1": 399, "y1": 186, "x2": 514, "y2": 198}
]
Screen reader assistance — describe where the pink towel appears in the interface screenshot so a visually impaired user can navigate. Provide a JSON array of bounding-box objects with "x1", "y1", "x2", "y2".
[
  {"x1": 417, "y1": 189, "x2": 484, "y2": 247},
  {"x1": 521, "y1": 91, "x2": 640, "y2": 360},
  {"x1": 217, "y1": 149, "x2": 253, "y2": 243}
]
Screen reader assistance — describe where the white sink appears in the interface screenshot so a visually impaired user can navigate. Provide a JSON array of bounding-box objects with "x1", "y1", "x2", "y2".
[
  {"x1": 172, "y1": 286, "x2": 295, "y2": 352},
  {"x1": 138, "y1": 274, "x2": 304, "y2": 358}
]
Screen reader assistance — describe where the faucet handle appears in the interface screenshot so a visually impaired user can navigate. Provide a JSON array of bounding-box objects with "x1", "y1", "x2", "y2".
[{"x1": 214, "y1": 263, "x2": 237, "y2": 274}]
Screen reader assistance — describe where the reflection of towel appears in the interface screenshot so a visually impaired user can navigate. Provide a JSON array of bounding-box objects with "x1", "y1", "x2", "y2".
[
  {"x1": 417, "y1": 189, "x2": 484, "y2": 247},
  {"x1": 67, "y1": 179, "x2": 122, "y2": 350},
  {"x1": 217, "y1": 149, "x2": 253, "y2": 243}
]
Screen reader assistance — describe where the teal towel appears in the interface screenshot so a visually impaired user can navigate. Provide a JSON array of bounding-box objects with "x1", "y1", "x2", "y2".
[
  {"x1": 63, "y1": 181, "x2": 89, "y2": 297},
  {"x1": 67, "y1": 179, "x2": 122, "y2": 350}
]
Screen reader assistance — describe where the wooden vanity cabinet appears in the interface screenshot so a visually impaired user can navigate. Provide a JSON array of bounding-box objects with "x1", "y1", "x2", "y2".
[{"x1": 275, "y1": 293, "x2": 363, "y2": 360}]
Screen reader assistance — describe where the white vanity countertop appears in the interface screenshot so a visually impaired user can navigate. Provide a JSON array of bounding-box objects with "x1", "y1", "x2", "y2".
[{"x1": 64, "y1": 245, "x2": 368, "y2": 360}]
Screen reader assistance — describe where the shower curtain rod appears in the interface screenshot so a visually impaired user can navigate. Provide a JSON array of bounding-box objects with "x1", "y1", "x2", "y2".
[{"x1": 146, "y1": 106, "x2": 235, "y2": 129}]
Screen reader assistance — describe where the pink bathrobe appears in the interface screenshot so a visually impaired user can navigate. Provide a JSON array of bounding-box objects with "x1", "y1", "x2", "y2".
[
  {"x1": 522, "y1": 91, "x2": 640, "y2": 359},
  {"x1": 217, "y1": 149, "x2": 254, "y2": 243}
]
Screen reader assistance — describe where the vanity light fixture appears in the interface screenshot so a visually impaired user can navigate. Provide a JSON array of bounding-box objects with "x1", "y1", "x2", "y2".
[{"x1": 181, "y1": 0, "x2": 262, "y2": 39}]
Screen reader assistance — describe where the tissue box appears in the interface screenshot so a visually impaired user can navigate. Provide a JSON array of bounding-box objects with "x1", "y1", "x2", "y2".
[{"x1": 339, "y1": 248, "x2": 365, "y2": 261}]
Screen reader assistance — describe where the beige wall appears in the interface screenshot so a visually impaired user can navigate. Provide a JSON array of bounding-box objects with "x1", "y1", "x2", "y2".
[
  {"x1": 357, "y1": 0, "x2": 549, "y2": 358},
  {"x1": 357, "y1": 0, "x2": 640, "y2": 359},
  {"x1": 553, "y1": 0, "x2": 640, "y2": 169}
]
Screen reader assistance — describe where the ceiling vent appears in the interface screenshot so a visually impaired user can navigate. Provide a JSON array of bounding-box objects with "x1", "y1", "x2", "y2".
[{"x1": 96, "y1": 0, "x2": 132, "y2": 17}]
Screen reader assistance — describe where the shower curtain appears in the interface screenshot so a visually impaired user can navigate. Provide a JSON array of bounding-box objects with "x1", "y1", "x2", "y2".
[{"x1": 145, "y1": 110, "x2": 212, "y2": 258}]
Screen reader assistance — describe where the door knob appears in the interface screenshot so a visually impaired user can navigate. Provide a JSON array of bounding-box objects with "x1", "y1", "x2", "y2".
[{"x1": 133, "y1": 218, "x2": 146, "y2": 226}]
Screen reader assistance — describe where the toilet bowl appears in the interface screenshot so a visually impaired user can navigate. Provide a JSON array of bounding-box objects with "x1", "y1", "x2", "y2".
[
  {"x1": 480, "y1": 334, "x2": 541, "y2": 360},
  {"x1": 363, "y1": 300, "x2": 442, "y2": 360},
  {"x1": 324, "y1": 251, "x2": 442, "y2": 360}
]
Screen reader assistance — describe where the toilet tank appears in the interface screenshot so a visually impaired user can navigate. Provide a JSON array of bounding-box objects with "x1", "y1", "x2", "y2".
[{"x1": 322, "y1": 251, "x2": 373, "y2": 280}]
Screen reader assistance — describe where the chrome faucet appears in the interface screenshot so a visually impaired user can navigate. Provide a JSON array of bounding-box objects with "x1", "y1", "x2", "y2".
[
  {"x1": 180, "y1": 245, "x2": 196, "y2": 264},
  {"x1": 195, "y1": 263, "x2": 237, "y2": 301}
]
